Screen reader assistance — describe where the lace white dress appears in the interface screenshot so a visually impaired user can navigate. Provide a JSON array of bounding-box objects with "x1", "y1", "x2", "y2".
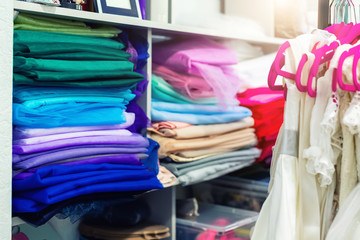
[{"x1": 325, "y1": 183, "x2": 360, "y2": 240}]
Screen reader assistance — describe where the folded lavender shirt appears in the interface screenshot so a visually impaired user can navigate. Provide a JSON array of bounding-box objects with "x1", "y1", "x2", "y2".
[
  {"x1": 13, "y1": 133, "x2": 148, "y2": 154},
  {"x1": 13, "y1": 129, "x2": 132, "y2": 145},
  {"x1": 13, "y1": 112, "x2": 135, "y2": 139}
]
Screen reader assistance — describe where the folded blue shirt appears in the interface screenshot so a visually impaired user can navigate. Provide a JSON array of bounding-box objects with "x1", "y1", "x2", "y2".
[
  {"x1": 151, "y1": 100, "x2": 252, "y2": 125},
  {"x1": 12, "y1": 138, "x2": 163, "y2": 213},
  {"x1": 13, "y1": 177, "x2": 163, "y2": 212}
]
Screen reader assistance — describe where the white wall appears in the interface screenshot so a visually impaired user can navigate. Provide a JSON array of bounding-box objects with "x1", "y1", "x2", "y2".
[
  {"x1": 224, "y1": 0, "x2": 275, "y2": 37},
  {"x1": 171, "y1": 0, "x2": 221, "y2": 25},
  {"x1": 0, "y1": 0, "x2": 13, "y2": 239}
]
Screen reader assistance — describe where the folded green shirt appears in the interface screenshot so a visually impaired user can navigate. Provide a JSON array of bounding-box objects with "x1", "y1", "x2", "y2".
[
  {"x1": 14, "y1": 73, "x2": 143, "y2": 88},
  {"x1": 14, "y1": 57, "x2": 134, "y2": 73},
  {"x1": 14, "y1": 13, "x2": 121, "y2": 38},
  {"x1": 17, "y1": 51, "x2": 130, "y2": 61},
  {"x1": 14, "y1": 30, "x2": 130, "y2": 60}
]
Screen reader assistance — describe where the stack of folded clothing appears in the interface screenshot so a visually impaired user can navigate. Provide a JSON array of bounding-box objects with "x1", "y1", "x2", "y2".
[
  {"x1": 12, "y1": 15, "x2": 163, "y2": 215},
  {"x1": 237, "y1": 87, "x2": 285, "y2": 164},
  {"x1": 149, "y1": 38, "x2": 261, "y2": 185}
]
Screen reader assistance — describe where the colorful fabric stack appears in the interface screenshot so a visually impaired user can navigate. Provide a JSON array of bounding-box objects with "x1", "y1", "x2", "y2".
[
  {"x1": 149, "y1": 38, "x2": 261, "y2": 185},
  {"x1": 12, "y1": 14, "x2": 163, "y2": 214},
  {"x1": 237, "y1": 87, "x2": 285, "y2": 163}
]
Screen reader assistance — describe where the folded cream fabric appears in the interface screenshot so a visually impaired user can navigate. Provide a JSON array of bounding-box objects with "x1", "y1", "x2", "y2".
[
  {"x1": 149, "y1": 117, "x2": 254, "y2": 139},
  {"x1": 152, "y1": 121, "x2": 192, "y2": 130},
  {"x1": 149, "y1": 128, "x2": 256, "y2": 158},
  {"x1": 177, "y1": 137, "x2": 257, "y2": 158}
]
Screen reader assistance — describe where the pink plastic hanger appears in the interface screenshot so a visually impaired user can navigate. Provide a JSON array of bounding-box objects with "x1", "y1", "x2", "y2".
[
  {"x1": 335, "y1": 43, "x2": 360, "y2": 92},
  {"x1": 336, "y1": 50, "x2": 357, "y2": 91},
  {"x1": 307, "y1": 41, "x2": 340, "y2": 97},
  {"x1": 352, "y1": 51, "x2": 360, "y2": 89},
  {"x1": 302, "y1": 23, "x2": 360, "y2": 97},
  {"x1": 295, "y1": 53, "x2": 311, "y2": 92},
  {"x1": 294, "y1": 24, "x2": 345, "y2": 96},
  {"x1": 268, "y1": 41, "x2": 295, "y2": 92}
]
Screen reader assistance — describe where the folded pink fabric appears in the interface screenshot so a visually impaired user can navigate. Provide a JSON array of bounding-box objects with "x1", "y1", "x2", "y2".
[
  {"x1": 152, "y1": 121, "x2": 192, "y2": 130},
  {"x1": 153, "y1": 38, "x2": 242, "y2": 106},
  {"x1": 153, "y1": 63, "x2": 215, "y2": 99}
]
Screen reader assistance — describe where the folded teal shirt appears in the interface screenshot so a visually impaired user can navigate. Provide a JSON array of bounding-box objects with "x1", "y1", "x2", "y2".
[
  {"x1": 14, "y1": 30, "x2": 125, "y2": 50},
  {"x1": 14, "y1": 31, "x2": 130, "y2": 60},
  {"x1": 14, "y1": 57, "x2": 134, "y2": 73},
  {"x1": 13, "y1": 103, "x2": 128, "y2": 128},
  {"x1": 14, "y1": 86, "x2": 136, "y2": 101}
]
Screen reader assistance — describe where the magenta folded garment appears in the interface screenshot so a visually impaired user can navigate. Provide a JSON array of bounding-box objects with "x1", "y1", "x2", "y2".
[
  {"x1": 152, "y1": 37, "x2": 242, "y2": 105},
  {"x1": 153, "y1": 63, "x2": 215, "y2": 99},
  {"x1": 13, "y1": 145, "x2": 148, "y2": 165},
  {"x1": 13, "y1": 129, "x2": 132, "y2": 145},
  {"x1": 13, "y1": 134, "x2": 148, "y2": 154},
  {"x1": 13, "y1": 112, "x2": 135, "y2": 139}
]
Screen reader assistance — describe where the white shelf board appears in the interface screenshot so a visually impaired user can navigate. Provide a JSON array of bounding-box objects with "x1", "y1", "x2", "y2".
[{"x1": 14, "y1": 1, "x2": 286, "y2": 45}]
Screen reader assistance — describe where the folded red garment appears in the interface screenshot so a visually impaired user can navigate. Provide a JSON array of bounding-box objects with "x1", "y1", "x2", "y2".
[{"x1": 237, "y1": 87, "x2": 285, "y2": 163}]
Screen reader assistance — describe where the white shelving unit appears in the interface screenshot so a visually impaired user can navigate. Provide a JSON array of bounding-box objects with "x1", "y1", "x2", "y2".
[
  {"x1": 14, "y1": 1, "x2": 285, "y2": 45},
  {"x1": 8, "y1": 1, "x2": 286, "y2": 239}
]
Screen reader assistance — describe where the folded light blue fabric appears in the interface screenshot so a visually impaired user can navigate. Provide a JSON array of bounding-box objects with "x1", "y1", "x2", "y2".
[
  {"x1": 151, "y1": 100, "x2": 252, "y2": 124},
  {"x1": 178, "y1": 160, "x2": 255, "y2": 186},
  {"x1": 13, "y1": 103, "x2": 128, "y2": 128}
]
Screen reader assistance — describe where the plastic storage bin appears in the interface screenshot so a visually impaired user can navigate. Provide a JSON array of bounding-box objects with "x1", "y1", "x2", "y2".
[
  {"x1": 192, "y1": 164, "x2": 269, "y2": 212},
  {"x1": 176, "y1": 202, "x2": 258, "y2": 240}
]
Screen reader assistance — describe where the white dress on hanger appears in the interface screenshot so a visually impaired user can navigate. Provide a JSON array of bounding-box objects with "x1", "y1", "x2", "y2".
[
  {"x1": 325, "y1": 183, "x2": 360, "y2": 240},
  {"x1": 251, "y1": 33, "x2": 322, "y2": 240},
  {"x1": 343, "y1": 92, "x2": 360, "y2": 182}
]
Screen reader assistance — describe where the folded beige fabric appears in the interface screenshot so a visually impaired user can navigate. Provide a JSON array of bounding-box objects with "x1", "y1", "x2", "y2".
[
  {"x1": 79, "y1": 222, "x2": 170, "y2": 240},
  {"x1": 167, "y1": 152, "x2": 222, "y2": 162},
  {"x1": 149, "y1": 128, "x2": 256, "y2": 158},
  {"x1": 148, "y1": 117, "x2": 254, "y2": 139},
  {"x1": 152, "y1": 121, "x2": 192, "y2": 130},
  {"x1": 177, "y1": 137, "x2": 257, "y2": 158},
  {"x1": 157, "y1": 165, "x2": 179, "y2": 187}
]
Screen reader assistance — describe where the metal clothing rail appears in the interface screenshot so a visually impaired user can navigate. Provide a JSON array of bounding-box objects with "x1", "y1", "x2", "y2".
[{"x1": 318, "y1": 0, "x2": 330, "y2": 29}]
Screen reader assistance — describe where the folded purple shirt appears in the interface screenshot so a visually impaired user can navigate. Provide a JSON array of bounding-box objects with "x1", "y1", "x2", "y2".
[
  {"x1": 13, "y1": 129, "x2": 132, "y2": 145},
  {"x1": 13, "y1": 112, "x2": 135, "y2": 139},
  {"x1": 13, "y1": 133, "x2": 148, "y2": 154}
]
